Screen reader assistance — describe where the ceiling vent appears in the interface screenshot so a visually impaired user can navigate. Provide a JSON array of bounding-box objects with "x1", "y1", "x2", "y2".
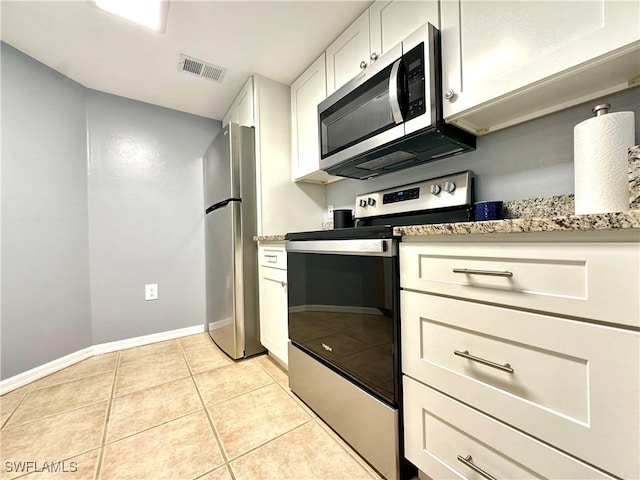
[{"x1": 178, "y1": 54, "x2": 226, "y2": 83}]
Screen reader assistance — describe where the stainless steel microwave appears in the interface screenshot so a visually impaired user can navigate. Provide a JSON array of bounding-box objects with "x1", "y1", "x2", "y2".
[{"x1": 318, "y1": 23, "x2": 475, "y2": 180}]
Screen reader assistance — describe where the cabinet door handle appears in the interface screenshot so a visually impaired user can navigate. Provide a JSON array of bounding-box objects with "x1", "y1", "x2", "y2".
[
  {"x1": 280, "y1": 281, "x2": 287, "y2": 288},
  {"x1": 457, "y1": 455, "x2": 498, "y2": 480},
  {"x1": 453, "y1": 268, "x2": 513, "y2": 278},
  {"x1": 360, "y1": 60, "x2": 367, "y2": 69},
  {"x1": 454, "y1": 350, "x2": 514, "y2": 374}
]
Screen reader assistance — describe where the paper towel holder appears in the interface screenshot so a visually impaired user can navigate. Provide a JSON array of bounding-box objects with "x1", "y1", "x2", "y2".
[{"x1": 592, "y1": 103, "x2": 611, "y2": 116}]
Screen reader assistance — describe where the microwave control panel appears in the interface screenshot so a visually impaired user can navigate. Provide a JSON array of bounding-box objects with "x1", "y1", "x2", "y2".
[{"x1": 405, "y1": 43, "x2": 426, "y2": 121}]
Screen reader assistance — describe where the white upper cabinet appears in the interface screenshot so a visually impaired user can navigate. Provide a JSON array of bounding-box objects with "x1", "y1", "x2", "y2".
[
  {"x1": 291, "y1": 53, "x2": 340, "y2": 183},
  {"x1": 369, "y1": 0, "x2": 439, "y2": 57},
  {"x1": 326, "y1": 0, "x2": 438, "y2": 95},
  {"x1": 326, "y1": 9, "x2": 371, "y2": 95},
  {"x1": 221, "y1": 107, "x2": 236, "y2": 128},
  {"x1": 222, "y1": 75, "x2": 325, "y2": 234},
  {"x1": 222, "y1": 77, "x2": 254, "y2": 128},
  {"x1": 441, "y1": 0, "x2": 640, "y2": 134}
]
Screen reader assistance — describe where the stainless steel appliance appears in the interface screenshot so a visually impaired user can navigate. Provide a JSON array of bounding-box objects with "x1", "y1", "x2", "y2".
[
  {"x1": 286, "y1": 171, "x2": 475, "y2": 480},
  {"x1": 203, "y1": 123, "x2": 264, "y2": 359},
  {"x1": 318, "y1": 24, "x2": 475, "y2": 180}
]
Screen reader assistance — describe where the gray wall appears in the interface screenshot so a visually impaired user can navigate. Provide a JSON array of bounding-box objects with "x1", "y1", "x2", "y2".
[
  {"x1": 1, "y1": 42, "x2": 219, "y2": 379},
  {"x1": 1, "y1": 43, "x2": 92, "y2": 379},
  {"x1": 86, "y1": 91, "x2": 219, "y2": 344},
  {"x1": 326, "y1": 87, "x2": 640, "y2": 209}
]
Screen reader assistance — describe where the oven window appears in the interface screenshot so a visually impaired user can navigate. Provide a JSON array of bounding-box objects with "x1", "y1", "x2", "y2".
[
  {"x1": 320, "y1": 63, "x2": 396, "y2": 159},
  {"x1": 287, "y1": 251, "x2": 398, "y2": 406}
]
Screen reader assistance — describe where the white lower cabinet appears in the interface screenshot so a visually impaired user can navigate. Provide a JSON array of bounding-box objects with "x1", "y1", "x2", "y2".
[
  {"x1": 403, "y1": 377, "x2": 614, "y2": 480},
  {"x1": 400, "y1": 233, "x2": 640, "y2": 480},
  {"x1": 258, "y1": 244, "x2": 288, "y2": 367}
]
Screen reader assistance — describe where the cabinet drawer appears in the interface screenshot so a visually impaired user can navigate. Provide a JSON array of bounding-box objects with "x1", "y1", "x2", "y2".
[
  {"x1": 403, "y1": 377, "x2": 614, "y2": 480},
  {"x1": 401, "y1": 291, "x2": 640, "y2": 479},
  {"x1": 258, "y1": 245, "x2": 287, "y2": 269},
  {"x1": 400, "y1": 241, "x2": 640, "y2": 327}
]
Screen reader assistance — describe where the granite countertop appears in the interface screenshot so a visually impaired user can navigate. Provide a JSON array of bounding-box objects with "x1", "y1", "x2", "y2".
[
  {"x1": 254, "y1": 234, "x2": 287, "y2": 242},
  {"x1": 394, "y1": 209, "x2": 640, "y2": 236}
]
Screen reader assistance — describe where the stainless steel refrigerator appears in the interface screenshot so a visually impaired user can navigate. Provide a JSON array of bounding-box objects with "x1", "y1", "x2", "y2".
[{"x1": 203, "y1": 123, "x2": 264, "y2": 359}]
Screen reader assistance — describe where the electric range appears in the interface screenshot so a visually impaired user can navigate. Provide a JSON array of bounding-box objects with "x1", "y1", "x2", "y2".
[{"x1": 285, "y1": 170, "x2": 474, "y2": 480}]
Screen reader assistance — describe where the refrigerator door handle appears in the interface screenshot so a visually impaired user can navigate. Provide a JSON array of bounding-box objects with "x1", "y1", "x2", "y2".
[{"x1": 206, "y1": 197, "x2": 241, "y2": 214}]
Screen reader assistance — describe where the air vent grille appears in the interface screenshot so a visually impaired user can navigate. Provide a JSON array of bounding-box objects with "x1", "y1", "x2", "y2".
[{"x1": 179, "y1": 54, "x2": 226, "y2": 83}]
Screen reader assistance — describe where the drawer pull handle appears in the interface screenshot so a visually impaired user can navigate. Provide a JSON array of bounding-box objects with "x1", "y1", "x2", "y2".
[
  {"x1": 454, "y1": 350, "x2": 514, "y2": 374},
  {"x1": 453, "y1": 268, "x2": 513, "y2": 278},
  {"x1": 457, "y1": 455, "x2": 498, "y2": 480},
  {"x1": 265, "y1": 255, "x2": 278, "y2": 262}
]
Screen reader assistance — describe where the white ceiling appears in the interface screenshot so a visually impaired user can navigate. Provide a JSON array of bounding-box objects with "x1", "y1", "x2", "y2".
[{"x1": 1, "y1": 0, "x2": 370, "y2": 120}]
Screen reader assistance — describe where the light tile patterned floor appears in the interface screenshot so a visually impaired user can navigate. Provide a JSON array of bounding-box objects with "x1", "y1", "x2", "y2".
[{"x1": 0, "y1": 334, "x2": 381, "y2": 480}]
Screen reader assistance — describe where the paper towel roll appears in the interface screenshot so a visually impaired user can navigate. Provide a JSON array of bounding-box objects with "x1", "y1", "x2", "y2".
[{"x1": 574, "y1": 111, "x2": 634, "y2": 215}]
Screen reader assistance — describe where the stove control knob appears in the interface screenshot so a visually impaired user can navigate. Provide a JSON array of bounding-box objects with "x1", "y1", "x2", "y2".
[
  {"x1": 367, "y1": 197, "x2": 376, "y2": 207},
  {"x1": 430, "y1": 184, "x2": 441, "y2": 195},
  {"x1": 443, "y1": 181, "x2": 456, "y2": 193},
  {"x1": 359, "y1": 199, "x2": 367, "y2": 208}
]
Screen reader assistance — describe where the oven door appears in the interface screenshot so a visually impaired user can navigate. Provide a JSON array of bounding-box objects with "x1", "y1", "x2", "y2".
[
  {"x1": 286, "y1": 239, "x2": 399, "y2": 407},
  {"x1": 318, "y1": 43, "x2": 408, "y2": 172}
]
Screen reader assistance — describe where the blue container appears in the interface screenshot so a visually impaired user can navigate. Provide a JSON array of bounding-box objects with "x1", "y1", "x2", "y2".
[{"x1": 474, "y1": 201, "x2": 504, "y2": 221}]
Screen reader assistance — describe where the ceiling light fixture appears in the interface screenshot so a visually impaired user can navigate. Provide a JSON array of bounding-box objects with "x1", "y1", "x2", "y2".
[{"x1": 95, "y1": 0, "x2": 169, "y2": 33}]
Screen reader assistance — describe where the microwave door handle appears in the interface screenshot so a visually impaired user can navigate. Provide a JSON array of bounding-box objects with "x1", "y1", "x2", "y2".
[{"x1": 388, "y1": 59, "x2": 404, "y2": 124}]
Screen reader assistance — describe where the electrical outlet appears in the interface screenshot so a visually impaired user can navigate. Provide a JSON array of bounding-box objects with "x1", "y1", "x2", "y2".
[
  {"x1": 327, "y1": 204, "x2": 334, "y2": 222},
  {"x1": 145, "y1": 283, "x2": 158, "y2": 301}
]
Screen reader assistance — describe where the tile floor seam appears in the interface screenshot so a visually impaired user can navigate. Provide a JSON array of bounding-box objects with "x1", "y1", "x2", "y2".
[
  {"x1": 112, "y1": 371, "x2": 192, "y2": 399},
  {"x1": 189, "y1": 375, "x2": 231, "y2": 466},
  {"x1": 30, "y1": 357, "x2": 118, "y2": 391},
  {"x1": 312, "y1": 418, "x2": 382, "y2": 479},
  {"x1": 176, "y1": 336, "x2": 196, "y2": 377},
  {"x1": 178, "y1": 340, "x2": 235, "y2": 472},
  {"x1": 180, "y1": 341, "x2": 233, "y2": 478},
  {"x1": 104, "y1": 407, "x2": 206, "y2": 445},
  {"x1": 0, "y1": 383, "x2": 35, "y2": 430},
  {"x1": 1, "y1": 397, "x2": 114, "y2": 433},
  {"x1": 190, "y1": 464, "x2": 233, "y2": 480},
  {"x1": 255, "y1": 362, "x2": 286, "y2": 383},
  {"x1": 274, "y1": 380, "x2": 318, "y2": 419},
  {"x1": 198, "y1": 377, "x2": 278, "y2": 408},
  {"x1": 225, "y1": 416, "x2": 316, "y2": 464},
  {"x1": 94, "y1": 350, "x2": 121, "y2": 480},
  {"x1": 31, "y1": 372, "x2": 115, "y2": 391}
]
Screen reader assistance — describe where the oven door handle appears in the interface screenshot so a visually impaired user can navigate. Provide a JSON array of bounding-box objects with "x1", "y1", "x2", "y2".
[{"x1": 285, "y1": 239, "x2": 396, "y2": 257}]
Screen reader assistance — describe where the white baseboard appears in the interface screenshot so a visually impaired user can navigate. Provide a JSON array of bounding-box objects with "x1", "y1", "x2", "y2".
[
  {"x1": 0, "y1": 324, "x2": 205, "y2": 395},
  {"x1": 0, "y1": 347, "x2": 94, "y2": 395},
  {"x1": 92, "y1": 324, "x2": 204, "y2": 355}
]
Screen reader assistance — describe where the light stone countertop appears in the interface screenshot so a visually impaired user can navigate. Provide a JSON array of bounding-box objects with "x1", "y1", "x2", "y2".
[
  {"x1": 254, "y1": 235, "x2": 287, "y2": 242},
  {"x1": 394, "y1": 209, "x2": 640, "y2": 237},
  {"x1": 255, "y1": 209, "x2": 640, "y2": 241}
]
